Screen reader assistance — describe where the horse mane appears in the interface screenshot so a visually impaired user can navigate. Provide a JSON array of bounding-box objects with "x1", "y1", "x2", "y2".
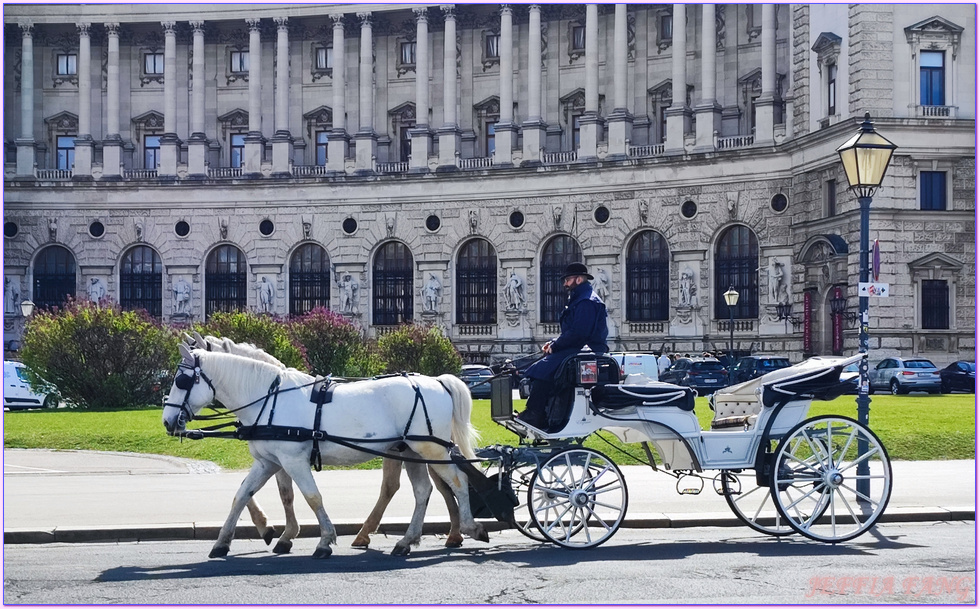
[{"x1": 194, "y1": 350, "x2": 308, "y2": 405}]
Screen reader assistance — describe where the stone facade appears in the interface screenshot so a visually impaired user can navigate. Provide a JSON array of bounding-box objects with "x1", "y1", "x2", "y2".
[{"x1": 2, "y1": 4, "x2": 975, "y2": 368}]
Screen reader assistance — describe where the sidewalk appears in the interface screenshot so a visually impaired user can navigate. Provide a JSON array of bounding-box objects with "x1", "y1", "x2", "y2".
[{"x1": 3, "y1": 449, "x2": 975, "y2": 544}]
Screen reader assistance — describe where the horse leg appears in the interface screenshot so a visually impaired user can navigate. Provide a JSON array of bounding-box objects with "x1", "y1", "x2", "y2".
[
  {"x1": 430, "y1": 466, "x2": 464, "y2": 548},
  {"x1": 244, "y1": 497, "x2": 277, "y2": 546},
  {"x1": 409, "y1": 443, "x2": 488, "y2": 544},
  {"x1": 352, "y1": 457, "x2": 403, "y2": 548},
  {"x1": 271, "y1": 469, "x2": 299, "y2": 554},
  {"x1": 211, "y1": 460, "x2": 279, "y2": 558},
  {"x1": 391, "y1": 460, "x2": 433, "y2": 556},
  {"x1": 281, "y1": 456, "x2": 336, "y2": 559}
]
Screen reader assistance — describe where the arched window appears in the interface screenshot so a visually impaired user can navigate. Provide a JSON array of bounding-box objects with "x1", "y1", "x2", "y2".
[
  {"x1": 373, "y1": 241, "x2": 414, "y2": 325},
  {"x1": 626, "y1": 231, "x2": 670, "y2": 321},
  {"x1": 456, "y1": 238, "x2": 497, "y2": 325},
  {"x1": 120, "y1": 245, "x2": 163, "y2": 317},
  {"x1": 205, "y1": 245, "x2": 247, "y2": 317},
  {"x1": 289, "y1": 243, "x2": 331, "y2": 316},
  {"x1": 32, "y1": 245, "x2": 76, "y2": 311},
  {"x1": 715, "y1": 226, "x2": 759, "y2": 319},
  {"x1": 540, "y1": 235, "x2": 582, "y2": 323}
]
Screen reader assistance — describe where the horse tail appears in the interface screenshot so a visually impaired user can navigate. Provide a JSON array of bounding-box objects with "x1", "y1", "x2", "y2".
[{"x1": 438, "y1": 374, "x2": 480, "y2": 460}]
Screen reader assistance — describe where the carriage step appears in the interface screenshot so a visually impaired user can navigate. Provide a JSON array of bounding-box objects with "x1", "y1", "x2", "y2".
[
  {"x1": 679, "y1": 487, "x2": 702, "y2": 495},
  {"x1": 675, "y1": 474, "x2": 704, "y2": 496}
]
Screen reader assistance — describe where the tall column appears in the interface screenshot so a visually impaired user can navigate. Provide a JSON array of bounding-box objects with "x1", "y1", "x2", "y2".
[
  {"x1": 244, "y1": 18, "x2": 265, "y2": 176},
  {"x1": 158, "y1": 21, "x2": 180, "y2": 178},
  {"x1": 271, "y1": 17, "x2": 293, "y2": 176},
  {"x1": 755, "y1": 4, "x2": 777, "y2": 144},
  {"x1": 521, "y1": 4, "x2": 545, "y2": 166},
  {"x1": 436, "y1": 5, "x2": 460, "y2": 171},
  {"x1": 15, "y1": 23, "x2": 36, "y2": 177},
  {"x1": 73, "y1": 22, "x2": 94, "y2": 179},
  {"x1": 409, "y1": 8, "x2": 431, "y2": 172},
  {"x1": 694, "y1": 4, "x2": 722, "y2": 152},
  {"x1": 578, "y1": 4, "x2": 601, "y2": 161},
  {"x1": 327, "y1": 13, "x2": 349, "y2": 173},
  {"x1": 102, "y1": 23, "x2": 122, "y2": 178},
  {"x1": 493, "y1": 5, "x2": 515, "y2": 167},
  {"x1": 606, "y1": 4, "x2": 633, "y2": 159},
  {"x1": 664, "y1": 5, "x2": 689, "y2": 155},
  {"x1": 354, "y1": 12, "x2": 378, "y2": 174},
  {"x1": 187, "y1": 21, "x2": 208, "y2": 178}
]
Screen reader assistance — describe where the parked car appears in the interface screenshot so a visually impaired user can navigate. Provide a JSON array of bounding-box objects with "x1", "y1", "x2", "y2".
[
  {"x1": 459, "y1": 364, "x2": 494, "y2": 399},
  {"x1": 939, "y1": 361, "x2": 976, "y2": 394},
  {"x1": 731, "y1": 355, "x2": 792, "y2": 384},
  {"x1": 840, "y1": 363, "x2": 860, "y2": 394},
  {"x1": 607, "y1": 352, "x2": 659, "y2": 382},
  {"x1": 869, "y1": 357, "x2": 941, "y2": 395},
  {"x1": 659, "y1": 357, "x2": 729, "y2": 395},
  {"x1": 3, "y1": 361, "x2": 59, "y2": 410}
]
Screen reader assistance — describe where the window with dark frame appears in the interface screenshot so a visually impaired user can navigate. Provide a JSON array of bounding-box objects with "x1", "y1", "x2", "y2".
[
  {"x1": 32, "y1": 245, "x2": 77, "y2": 311},
  {"x1": 289, "y1": 243, "x2": 331, "y2": 316},
  {"x1": 714, "y1": 225, "x2": 759, "y2": 320},
  {"x1": 231, "y1": 134, "x2": 246, "y2": 168},
  {"x1": 456, "y1": 238, "x2": 498, "y2": 325},
  {"x1": 56, "y1": 136, "x2": 75, "y2": 170},
  {"x1": 57, "y1": 53, "x2": 77, "y2": 75},
  {"x1": 315, "y1": 46, "x2": 333, "y2": 70},
  {"x1": 572, "y1": 114, "x2": 582, "y2": 150},
  {"x1": 920, "y1": 50, "x2": 945, "y2": 106},
  {"x1": 920, "y1": 171, "x2": 947, "y2": 210},
  {"x1": 571, "y1": 24, "x2": 586, "y2": 50},
  {"x1": 485, "y1": 122, "x2": 496, "y2": 157},
  {"x1": 230, "y1": 50, "x2": 249, "y2": 73},
  {"x1": 400, "y1": 41, "x2": 416, "y2": 66},
  {"x1": 827, "y1": 62, "x2": 837, "y2": 115},
  {"x1": 373, "y1": 241, "x2": 414, "y2": 326},
  {"x1": 921, "y1": 279, "x2": 949, "y2": 329},
  {"x1": 485, "y1": 33, "x2": 500, "y2": 59},
  {"x1": 825, "y1": 178, "x2": 837, "y2": 217},
  {"x1": 660, "y1": 13, "x2": 673, "y2": 40},
  {"x1": 120, "y1": 245, "x2": 163, "y2": 318},
  {"x1": 144, "y1": 52, "x2": 164, "y2": 75},
  {"x1": 144, "y1": 135, "x2": 161, "y2": 169},
  {"x1": 626, "y1": 231, "x2": 670, "y2": 322},
  {"x1": 399, "y1": 126, "x2": 412, "y2": 163},
  {"x1": 205, "y1": 244, "x2": 248, "y2": 317},
  {"x1": 540, "y1": 235, "x2": 583, "y2": 323},
  {"x1": 315, "y1": 131, "x2": 329, "y2": 166}
]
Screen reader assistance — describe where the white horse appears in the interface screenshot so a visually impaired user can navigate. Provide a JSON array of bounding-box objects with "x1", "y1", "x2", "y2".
[
  {"x1": 162, "y1": 344, "x2": 488, "y2": 558},
  {"x1": 184, "y1": 332, "x2": 466, "y2": 552}
]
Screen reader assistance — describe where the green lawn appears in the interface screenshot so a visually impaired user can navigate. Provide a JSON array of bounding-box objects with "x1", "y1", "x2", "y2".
[{"x1": 3, "y1": 393, "x2": 975, "y2": 470}]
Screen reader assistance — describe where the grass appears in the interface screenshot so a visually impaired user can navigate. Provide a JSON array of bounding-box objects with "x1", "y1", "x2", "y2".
[{"x1": 3, "y1": 394, "x2": 975, "y2": 470}]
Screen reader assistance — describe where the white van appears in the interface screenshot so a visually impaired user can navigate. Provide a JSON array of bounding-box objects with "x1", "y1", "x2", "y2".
[
  {"x1": 3, "y1": 361, "x2": 59, "y2": 410},
  {"x1": 607, "y1": 352, "x2": 660, "y2": 383}
]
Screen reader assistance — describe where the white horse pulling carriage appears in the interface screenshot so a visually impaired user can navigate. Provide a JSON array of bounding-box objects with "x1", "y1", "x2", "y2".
[{"x1": 163, "y1": 340, "x2": 890, "y2": 556}]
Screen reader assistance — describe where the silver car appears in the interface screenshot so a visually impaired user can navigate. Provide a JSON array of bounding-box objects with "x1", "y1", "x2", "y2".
[{"x1": 869, "y1": 357, "x2": 941, "y2": 395}]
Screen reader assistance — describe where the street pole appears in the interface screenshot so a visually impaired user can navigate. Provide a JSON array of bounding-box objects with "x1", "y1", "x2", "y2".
[
  {"x1": 856, "y1": 195, "x2": 871, "y2": 497},
  {"x1": 728, "y1": 306, "x2": 735, "y2": 384}
]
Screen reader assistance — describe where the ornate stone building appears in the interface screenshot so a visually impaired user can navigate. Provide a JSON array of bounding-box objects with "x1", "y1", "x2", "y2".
[{"x1": 3, "y1": 4, "x2": 975, "y2": 366}]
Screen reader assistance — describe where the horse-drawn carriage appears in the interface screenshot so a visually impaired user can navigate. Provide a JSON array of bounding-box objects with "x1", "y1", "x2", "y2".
[{"x1": 163, "y1": 336, "x2": 891, "y2": 557}]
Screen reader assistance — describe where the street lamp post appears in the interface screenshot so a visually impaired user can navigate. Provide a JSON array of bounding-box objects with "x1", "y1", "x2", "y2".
[
  {"x1": 723, "y1": 287, "x2": 739, "y2": 383},
  {"x1": 836, "y1": 112, "x2": 897, "y2": 497},
  {"x1": 20, "y1": 300, "x2": 35, "y2": 318}
]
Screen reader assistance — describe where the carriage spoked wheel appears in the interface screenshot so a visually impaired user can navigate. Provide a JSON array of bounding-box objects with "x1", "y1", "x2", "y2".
[
  {"x1": 718, "y1": 470, "x2": 794, "y2": 537},
  {"x1": 770, "y1": 415, "x2": 892, "y2": 543},
  {"x1": 480, "y1": 461, "x2": 549, "y2": 542},
  {"x1": 528, "y1": 448, "x2": 628, "y2": 549}
]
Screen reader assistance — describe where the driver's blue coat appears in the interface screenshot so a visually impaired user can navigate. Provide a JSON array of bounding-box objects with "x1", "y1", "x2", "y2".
[{"x1": 523, "y1": 281, "x2": 609, "y2": 381}]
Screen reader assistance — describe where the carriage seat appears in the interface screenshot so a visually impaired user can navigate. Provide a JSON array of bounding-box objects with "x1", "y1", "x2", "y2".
[
  {"x1": 709, "y1": 397, "x2": 761, "y2": 430},
  {"x1": 590, "y1": 383, "x2": 695, "y2": 411}
]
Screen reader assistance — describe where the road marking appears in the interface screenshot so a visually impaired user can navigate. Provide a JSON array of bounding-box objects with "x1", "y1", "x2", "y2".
[{"x1": 3, "y1": 464, "x2": 68, "y2": 474}]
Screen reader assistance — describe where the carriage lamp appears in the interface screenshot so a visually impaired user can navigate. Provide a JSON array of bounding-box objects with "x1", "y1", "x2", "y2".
[
  {"x1": 20, "y1": 299, "x2": 35, "y2": 318},
  {"x1": 723, "y1": 287, "x2": 739, "y2": 383},
  {"x1": 836, "y1": 112, "x2": 896, "y2": 499}
]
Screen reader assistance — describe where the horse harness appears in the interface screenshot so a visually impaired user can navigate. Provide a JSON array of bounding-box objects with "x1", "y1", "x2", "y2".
[{"x1": 170, "y1": 368, "x2": 456, "y2": 471}]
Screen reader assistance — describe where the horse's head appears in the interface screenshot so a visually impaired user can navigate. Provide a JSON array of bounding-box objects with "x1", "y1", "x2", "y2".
[{"x1": 162, "y1": 343, "x2": 216, "y2": 435}]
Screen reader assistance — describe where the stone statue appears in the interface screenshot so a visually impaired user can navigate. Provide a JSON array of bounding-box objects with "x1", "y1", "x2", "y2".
[
  {"x1": 768, "y1": 258, "x2": 786, "y2": 304},
  {"x1": 339, "y1": 272, "x2": 360, "y2": 314},
  {"x1": 87, "y1": 277, "x2": 107, "y2": 303},
  {"x1": 48, "y1": 218, "x2": 57, "y2": 242},
  {"x1": 469, "y1": 209, "x2": 478, "y2": 232},
  {"x1": 4, "y1": 277, "x2": 20, "y2": 315},
  {"x1": 386, "y1": 216, "x2": 395, "y2": 237},
  {"x1": 219, "y1": 218, "x2": 228, "y2": 240},
  {"x1": 302, "y1": 219, "x2": 312, "y2": 239},
  {"x1": 679, "y1": 267, "x2": 698, "y2": 307},
  {"x1": 594, "y1": 268, "x2": 610, "y2": 302},
  {"x1": 421, "y1": 273, "x2": 442, "y2": 313},
  {"x1": 552, "y1": 205, "x2": 562, "y2": 230},
  {"x1": 258, "y1": 276, "x2": 275, "y2": 313},
  {"x1": 505, "y1": 271, "x2": 527, "y2": 310},
  {"x1": 173, "y1": 277, "x2": 191, "y2": 315},
  {"x1": 134, "y1": 220, "x2": 144, "y2": 242},
  {"x1": 638, "y1": 199, "x2": 649, "y2": 224}
]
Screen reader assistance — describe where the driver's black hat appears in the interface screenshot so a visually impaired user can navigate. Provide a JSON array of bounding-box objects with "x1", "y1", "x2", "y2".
[{"x1": 561, "y1": 262, "x2": 594, "y2": 281}]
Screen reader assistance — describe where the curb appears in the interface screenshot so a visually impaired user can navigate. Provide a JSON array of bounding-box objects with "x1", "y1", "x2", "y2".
[{"x1": 5, "y1": 509, "x2": 974, "y2": 545}]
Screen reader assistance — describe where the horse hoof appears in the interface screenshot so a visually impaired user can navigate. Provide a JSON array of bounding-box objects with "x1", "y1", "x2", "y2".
[
  {"x1": 444, "y1": 537, "x2": 464, "y2": 548},
  {"x1": 263, "y1": 529, "x2": 277, "y2": 546},
  {"x1": 351, "y1": 536, "x2": 370, "y2": 548},
  {"x1": 312, "y1": 547, "x2": 333, "y2": 559},
  {"x1": 391, "y1": 545, "x2": 411, "y2": 557},
  {"x1": 209, "y1": 546, "x2": 230, "y2": 559},
  {"x1": 272, "y1": 540, "x2": 292, "y2": 554},
  {"x1": 476, "y1": 529, "x2": 490, "y2": 543}
]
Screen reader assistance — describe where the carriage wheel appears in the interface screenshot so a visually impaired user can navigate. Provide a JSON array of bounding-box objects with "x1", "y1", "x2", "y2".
[
  {"x1": 507, "y1": 463, "x2": 549, "y2": 542},
  {"x1": 528, "y1": 448, "x2": 628, "y2": 549},
  {"x1": 719, "y1": 470, "x2": 794, "y2": 537},
  {"x1": 770, "y1": 416, "x2": 892, "y2": 543}
]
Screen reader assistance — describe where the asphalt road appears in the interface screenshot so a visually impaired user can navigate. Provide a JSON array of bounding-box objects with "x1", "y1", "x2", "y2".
[{"x1": 3, "y1": 522, "x2": 975, "y2": 605}]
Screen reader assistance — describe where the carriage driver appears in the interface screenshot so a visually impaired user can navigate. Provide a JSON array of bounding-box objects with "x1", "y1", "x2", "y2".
[{"x1": 516, "y1": 262, "x2": 609, "y2": 429}]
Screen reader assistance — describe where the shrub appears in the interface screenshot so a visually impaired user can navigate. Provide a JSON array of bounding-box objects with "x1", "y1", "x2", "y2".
[
  {"x1": 20, "y1": 297, "x2": 180, "y2": 409},
  {"x1": 288, "y1": 308, "x2": 383, "y2": 377},
  {"x1": 195, "y1": 311, "x2": 307, "y2": 371},
  {"x1": 377, "y1": 324, "x2": 463, "y2": 376}
]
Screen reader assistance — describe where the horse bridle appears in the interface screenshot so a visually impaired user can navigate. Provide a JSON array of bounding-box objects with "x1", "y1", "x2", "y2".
[{"x1": 165, "y1": 355, "x2": 216, "y2": 428}]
